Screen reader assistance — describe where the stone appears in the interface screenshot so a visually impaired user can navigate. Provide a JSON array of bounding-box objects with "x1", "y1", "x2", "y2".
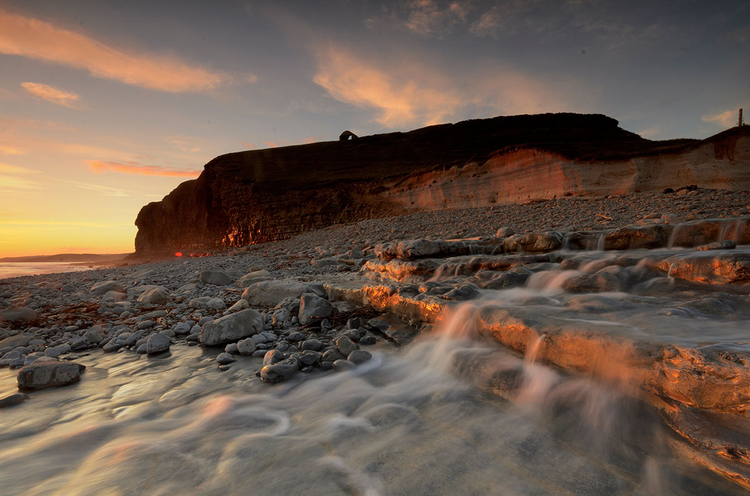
[
  {"x1": 137, "y1": 287, "x2": 172, "y2": 305},
  {"x1": 301, "y1": 339, "x2": 323, "y2": 351},
  {"x1": 0, "y1": 334, "x2": 34, "y2": 349},
  {"x1": 44, "y1": 344, "x2": 70, "y2": 358},
  {"x1": 236, "y1": 338, "x2": 257, "y2": 356},
  {"x1": 17, "y1": 360, "x2": 86, "y2": 390},
  {"x1": 503, "y1": 232, "x2": 563, "y2": 253},
  {"x1": 0, "y1": 392, "x2": 27, "y2": 408},
  {"x1": 335, "y1": 336, "x2": 358, "y2": 356},
  {"x1": 0, "y1": 307, "x2": 37, "y2": 324},
  {"x1": 199, "y1": 270, "x2": 233, "y2": 286},
  {"x1": 241, "y1": 280, "x2": 321, "y2": 306},
  {"x1": 696, "y1": 240, "x2": 736, "y2": 251},
  {"x1": 347, "y1": 350, "x2": 372, "y2": 364},
  {"x1": 90, "y1": 280, "x2": 125, "y2": 296},
  {"x1": 216, "y1": 353, "x2": 236, "y2": 365},
  {"x1": 103, "y1": 342, "x2": 122, "y2": 353},
  {"x1": 260, "y1": 358, "x2": 300, "y2": 383},
  {"x1": 657, "y1": 252, "x2": 750, "y2": 285},
  {"x1": 496, "y1": 226, "x2": 515, "y2": 237},
  {"x1": 263, "y1": 349, "x2": 285, "y2": 366},
  {"x1": 332, "y1": 359, "x2": 355, "y2": 372},
  {"x1": 235, "y1": 270, "x2": 272, "y2": 288},
  {"x1": 300, "y1": 350, "x2": 322, "y2": 366},
  {"x1": 189, "y1": 297, "x2": 227, "y2": 311},
  {"x1": 146, "y1": 333, "x2": 171, "y2": 355},
  {"x1": 200, "y1": 309, "x2": 264, "y2": 346},
  {"x1": 225, "y1": 343, "x2": 239, "y2": 354},
  {"x1": 287, "y1": 331, "x2": 306, "y2": 342},
  {"x1": 298, "y1": 294, "x2": 334, "y2": 326},
  {"x1": 227, "y1": 299, "x2": 250, "y2": 313},
  {"x1": 84, "y1": 326, "x2": 106, "y2": 344},
  {"x1": 322, "y1": 349, "x2": 344, "y2": 362},
  {"x1": 603, "y1": 225, "x2": 670, "y2": 250}
]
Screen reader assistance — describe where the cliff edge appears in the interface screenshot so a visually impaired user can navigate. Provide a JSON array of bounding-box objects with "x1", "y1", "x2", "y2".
[{"x1": 133, "y1": 113, "x2": 750, "y2": 255}]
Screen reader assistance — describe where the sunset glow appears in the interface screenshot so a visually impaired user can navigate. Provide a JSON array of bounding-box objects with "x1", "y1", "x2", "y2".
[{"x1": 0, "y1": 1, "x2": 748, "y2": 257}]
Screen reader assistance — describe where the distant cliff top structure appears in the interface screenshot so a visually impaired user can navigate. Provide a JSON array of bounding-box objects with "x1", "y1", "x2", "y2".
[{"x1": 339, "y1": 130, "x2": 358, "y2": 141}]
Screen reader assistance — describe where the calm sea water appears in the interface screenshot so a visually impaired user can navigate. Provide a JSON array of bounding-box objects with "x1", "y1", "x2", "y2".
[{"x1": 0, "y1": 262, "x2": 94, "y2": 280}]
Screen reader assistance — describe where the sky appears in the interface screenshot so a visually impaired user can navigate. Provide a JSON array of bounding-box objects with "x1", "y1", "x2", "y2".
[{"x1": 0, "y1": 0, "x2": 748, "y2": 257}]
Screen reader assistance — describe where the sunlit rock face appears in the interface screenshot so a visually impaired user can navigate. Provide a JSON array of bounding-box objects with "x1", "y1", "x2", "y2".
[{"x1": 133, "y1": 114, "x2": 750, "y2": 256}]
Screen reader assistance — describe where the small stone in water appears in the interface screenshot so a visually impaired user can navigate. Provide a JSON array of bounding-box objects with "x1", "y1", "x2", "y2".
[{"x1": 216, "y1": 353, "x2": 236, "y2": 365}]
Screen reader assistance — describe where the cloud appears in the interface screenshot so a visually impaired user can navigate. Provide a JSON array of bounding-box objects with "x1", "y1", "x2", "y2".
[
  {"x1": 0, "y1": 163, "x2": 41, "y2": 192},
  {"x1": 62, "y1": 179, "x2": 158, "y2": 198},
  {"x1": 313, "y1": 45, "x2": 460, "y2": 127},
  {"x1": 0, "y1": 145, "x2": 23, "y2": 155},
  {"x1": 313, "y1": 44, "x2": 582, "y2": 128},
  {"x1": 701, "y1": 109, "x2": 739, "y2": 128},
  {"x1": 368, "y1": 0, "x2": 473, "y2": 38},
  {"x1": 21, "y1": 82, "x2": 81, "y2": 108},
  {"x1": 169, "y1": 140, "x2": 201, "y2": 154},
  {"x1": 241, "y1": 141, "x2": 257, "y2": 149},
  {"x1": 0, "y1": 174, "x2": 39, "y2": 190},
  {"x1": 404, "y1": 0, "x2": 472, "y2": 37},
  {"x1": 0, "y1": 164, "x2": 40, "y2": 175},
  {"x1": 0, "y1": 9, "x2": 230, "y2": 93},
  {"x1": 86, "y1": 160, "x2": 201, "y2": 177},
  {"x1": 262, "y1": 140, "x2": 290, "y2": 148}
]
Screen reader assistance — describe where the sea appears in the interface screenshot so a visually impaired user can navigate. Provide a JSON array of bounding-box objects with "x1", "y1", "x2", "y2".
[{"x1": 0, "y1": 262, "x2": 95, "y2": 280}]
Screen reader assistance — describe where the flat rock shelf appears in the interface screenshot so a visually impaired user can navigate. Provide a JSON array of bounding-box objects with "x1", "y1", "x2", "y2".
[{"x1": 2, "y1": 198, "x2": 750, "y2": 494}]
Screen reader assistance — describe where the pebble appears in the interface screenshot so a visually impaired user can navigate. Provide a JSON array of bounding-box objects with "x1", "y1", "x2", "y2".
[{"x1": 216, "y1": 353, "x2": 236, "y2": 365}]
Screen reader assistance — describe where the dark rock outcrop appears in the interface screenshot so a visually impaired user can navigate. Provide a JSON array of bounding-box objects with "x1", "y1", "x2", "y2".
[{"x1": 133, "y1": 114, "x2": 750, "y2": 256}]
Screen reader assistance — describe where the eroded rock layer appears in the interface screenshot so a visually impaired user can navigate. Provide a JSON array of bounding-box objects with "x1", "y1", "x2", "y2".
[{"x1": 134, "y1": 114, "x2": 750, "y2": 255}]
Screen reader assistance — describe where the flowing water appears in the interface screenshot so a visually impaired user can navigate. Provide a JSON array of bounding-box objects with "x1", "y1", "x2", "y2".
[
  {"x1": 1, "y1": 294, "x2": 743, "y2": 495},
  {"x1": 0, "y1": 263, "x2": 94, "y2": 280}
]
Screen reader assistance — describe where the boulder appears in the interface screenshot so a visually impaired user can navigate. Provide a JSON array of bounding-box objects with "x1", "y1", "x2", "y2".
[
  {"x1": 200, "y1": 309, "x2": 264, "y2": 346},
  {"x1": 17, "y1": 360, "x2": 86, "y2": 390},
  {"x1": 503, "y1": 232, "x2": 563, "y2": 253},
  {"x1": 242, "y1": 280, "x2": 321, "y2": 306},
  {"x1": 146, "y1": 333, "x2": 171, "y2": 355},
  {"x1": 236, "y1": 337, "x2": 257, "y2": 356},
  {"x1": 84, "y1": 326, "x2": 106, "y2": 344},
  {"x1": 226, "y1": 299, "x2": 250, "y2": 313},
  {"x1": 199, "y1": 271, "x2": 233, "y2": 286},
  {"x1": 137, "y1": 287, "x2": 172, "y2": 305},
  {"x1": 0, "y1": 334, "x2": 34, "y2": 349},
  {"x1": 260, "y1": 357, "x2": 300, "y2": 383},
  {"x1": 657, "y1": 252, "x2": 750, "y2": 285},
  {"x1": 90, "y1": 280, "x2": 125, "y2": 296},
  {"x1": 603, "y1": 225, "x2": 670, "y2": 251},
  {"x1": 335, "y1": 336, "x2": 358, "y2": 357},
  {"x1": 0, "y1": 307, "x2": 37, "y2": 324},
  {"x1": 298, "y1": 294, "x2": 334, "y2": 326}
]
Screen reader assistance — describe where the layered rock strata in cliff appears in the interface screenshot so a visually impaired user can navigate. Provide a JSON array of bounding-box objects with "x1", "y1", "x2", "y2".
[{"x1": 134, "y1": 114, "x2": 750, "y2": 255}]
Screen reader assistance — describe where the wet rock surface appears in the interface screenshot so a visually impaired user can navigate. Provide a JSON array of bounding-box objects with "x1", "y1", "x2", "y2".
[{"x1": 3, "y1": 190, "x2": 750, "y2": 492}]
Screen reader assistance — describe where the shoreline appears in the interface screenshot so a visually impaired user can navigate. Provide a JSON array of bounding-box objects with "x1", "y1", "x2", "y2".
[{"x1": 2, "y1": 188, "x2": 750, "y2": 491}]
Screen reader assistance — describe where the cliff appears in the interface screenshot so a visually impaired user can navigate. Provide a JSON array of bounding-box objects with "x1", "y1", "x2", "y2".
[{"x1": 133, "y1": 113, "x2": 750, "y2": 255}]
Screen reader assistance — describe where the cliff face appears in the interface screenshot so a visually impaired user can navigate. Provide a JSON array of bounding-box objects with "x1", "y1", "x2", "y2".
[{"x1": 133, "y1": 114, "x2": 750, "y2": 255}]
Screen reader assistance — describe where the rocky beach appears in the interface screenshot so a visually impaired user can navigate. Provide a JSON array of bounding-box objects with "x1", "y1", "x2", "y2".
[{"x1": 2, "y1": 187, "x2": 750, "y2": 494}]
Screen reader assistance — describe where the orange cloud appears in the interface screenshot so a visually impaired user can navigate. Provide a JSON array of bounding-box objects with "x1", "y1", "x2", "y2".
[
  {"x1": 86, "y1": 160, "x2": 201, "y2": 177},
  {"x1": 313, "y1": 45, "x2": 460, "y2": 127},
  {"x1": 701, "y1": 109, "x2": 738, "y2": 128},
  {"x1": 0, "y1": 145, "x2": 23, "y2": 155},
  {"x1": 314, "y1": 44, "x2": 586, "y2": 128},
  {"x1": 21, "y1": 82, "x2": 81, "y2": 108},
  {"x1": 0, "y1": 9, "x2": 230, "y2": 93}
]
